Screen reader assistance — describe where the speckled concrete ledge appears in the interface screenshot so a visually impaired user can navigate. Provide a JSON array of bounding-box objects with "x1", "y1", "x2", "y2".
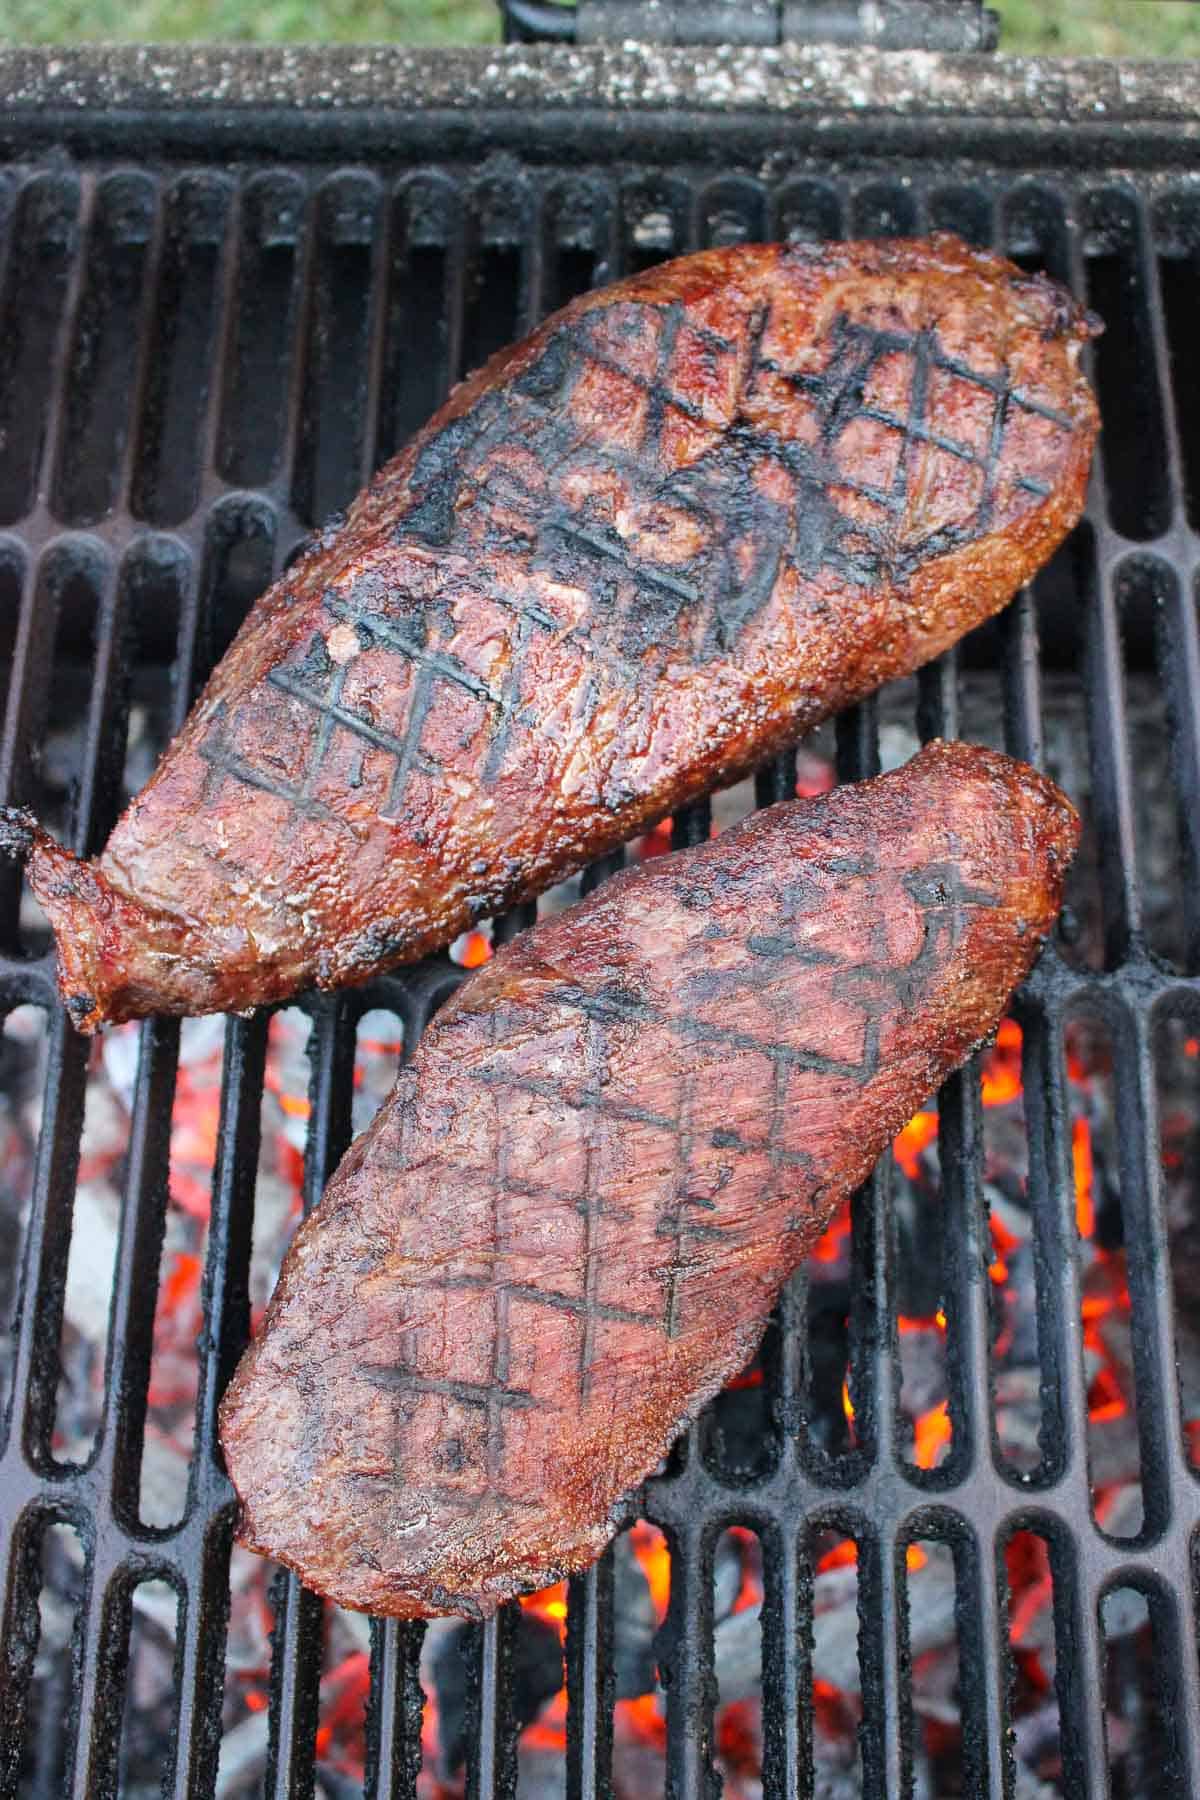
[{"x1": 0, "y1": 41, "x2": 1197, "y2": 122}]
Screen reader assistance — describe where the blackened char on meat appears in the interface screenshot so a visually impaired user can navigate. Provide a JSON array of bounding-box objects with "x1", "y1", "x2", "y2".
[
  {"x1": 3, "y1": 234, "x2": 1098, "y2": 1031},
  {"x1": 219, "y1": 740, "x2": 1080, "y2": 1618}
]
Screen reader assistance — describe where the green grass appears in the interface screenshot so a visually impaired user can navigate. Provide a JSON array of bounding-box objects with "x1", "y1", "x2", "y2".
[
  {"x1": 1, "y1": 0, "x2": 1197, "y2": 56},
  {"x1": 0, "y1": 0, "x2": 498, "y2": 46}
]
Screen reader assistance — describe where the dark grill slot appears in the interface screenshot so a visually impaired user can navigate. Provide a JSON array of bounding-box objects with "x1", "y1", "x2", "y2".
[
  {"x1": 700, "y1": 175, "x2": 766, "y2": 248},
  {"x1": 796, "y1": 1525, "x2": 865, "y2": 1798},
  {"x1": 1152, "y1": 1004, "x2": 1200, "y2": 1475},
  {"x1": 902, "y1": 1534, "x2": 965, "y2": 1794},
  {"x1": 551, "y1": 243, "x2": 596, "y2": 308},
  {"x1": 0, "y1": 537, "x2": 23, "y2": 742},
  {"x1": 1003, "y1": 1528, "x2": 1062, "y2": 1784},
  {"x1": 892, "y1": 1092, "x2": 954, "y2": 1476},
  {"x1": 0, "y1": 1005, "x2": 48, "y2": 1428},
  {"x1": 621, "y1": 175, "x2": 691, "y2": 273},
  {"x1": 1062, "y1": 1007, "x2": 1150, "y2": 1540},
  {"x1": 461, "y1": 181, "x2": 532, "y2": 379},
  {"x1": 460, "y1": 242, "x2": 524, "y2": 379},
  {"x1": 132, "y1": 174, "x2": 231, "y2": 528},
  {"x1": 1155, "y1": 193, "x2": 1200, "y2": 533},
  {"x1": 851, "y1": 182, "x2": 918, "y2": 241},
  {"x1": 700, "y1": 1330, "x2": 781, "y2": 1484},
  {"x1": 1115, "y1": 554, "x2": 1190, "y2": 971},
  {"x1": 800, "y1": 1204, "x2": 855, "y2": 1466},
  {"x1": 138, "y1": 1019, "x2": 217, "y2": 1530},
  {"x1": 21, "y1": 541, "x2": 104, "y2": 865},
  {"x1": 0, "y1": 174, "x2": 80, "y2": 528},
  {"x1": 928, "y1": 184, "x2": 992, "y2": 247},
  {"x1": 375, "y1": 177, "x2": 458, "y2": 466},
  {"x1": 217, "y1": 172, "x2": 306, "y2": 490},
  {"x1": 1100, "y1": 1581, "x2": 1189, "y2": 1799},
  {"x1": 293, "y1": 173, "x2": 382, "y2": 528},
  {"x1": 712, "y1": 1526, "x2": 762, "y2": 1789},
  {"x1": 1082, "y1": 189, "x2": 1172, "y2": 543},
  {"x1": 981, "y1": 1016, "x2": 1050, "y2": 1477},
  {"x1": 52, "y1": 1033, "x2": 128, "y2": 1467},
  {"x1": 1001, "y1": 182, "x2": 1071, "y2": 286},
  {"x1": 200, "y1": 495, "x2": 276, "y2": 677},
  {"x1": 774, "y1": 177, "x2": 841, "y2": 244},
  {"x1": 117, "y1": 1577, "x2": 183, "y2": 1794},
  {"x1": 9, "y1": 1517, "x2": 87, "y2": 1796},
  {"x1": 54, "y1": 172, "x2": 157, "y2": 528},
  {"x1": 118, "y1": 536, "x2": 191, "y2": 801},
  {"x1": 545, "y1": 177, "x2": 611, "y2": 309}
]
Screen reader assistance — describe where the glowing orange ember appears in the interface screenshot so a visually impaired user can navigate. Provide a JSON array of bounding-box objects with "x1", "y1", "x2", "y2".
[
  {"x1": 841, "y1": 1378, "x2": 855, "y2": 1428},
  {"x1": 811, "y1": 1199, "x2": 852, "y2": 1265},
  {"x1": 893, "y1": 1109, "x2": 938, "y2": 1179},
  {"x1": 795, "y1": 761, "x2": 835, "y2": 799},
  {"x1": 1072, "y1": 1117, "x2": 1095, "y2": 1239},
  {"x1": 913, "y1": 1399, "x2": 951, "y2": 1469},
  {"x1": 521, "y1": 1580, "x2": 569, "y2": 1634},
  {"x1": 897, "y1": 1310, "x2": 946, "y2": 1335},
  {"x1": 727, "y1": 1365, "x2": 765, "y2": 1391},
  {"x1": 725, "y1": 1527, "x2": 763, "y2": 1614},
  {"x1": 459, "y1": 931, "x2": 493, "y2": 969},
  {"x1": 817, "y1": 1537, "x2": 858, "y2": 1573},
  {"x1": 639, "y1": 819, "x2": 674, "y2": 860},
  {"x1": 523, "y1": 1689, "x2": 568, "y2": 1752},
  {"x1": 981, "y1": 1018, "x2": 1023, "y2": 1106},
  {"x1": 905, "y1": 1544, "x2": 928, "y2": 1572},
  {"x1": 629, "y1": 1522, "x2": 671, "y2": 1625}
]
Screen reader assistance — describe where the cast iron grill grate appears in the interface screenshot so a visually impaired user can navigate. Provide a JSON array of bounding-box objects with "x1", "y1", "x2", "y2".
[{"x1": 0, "y1": 102, "x2": 1199, "y2": 1800}]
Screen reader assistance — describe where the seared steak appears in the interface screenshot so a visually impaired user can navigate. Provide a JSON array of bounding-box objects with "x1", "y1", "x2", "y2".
[
  {"x1": 2, "y1": 234, "x2": 1096, "y2": 1032},
  {"x1": 219, "y1": 739, "x2": 1079, "y2": 1617}
]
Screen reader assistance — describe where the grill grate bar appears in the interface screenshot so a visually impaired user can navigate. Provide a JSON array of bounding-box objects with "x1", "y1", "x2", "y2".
[
  {"x1": 0, "y1": 150, "x2": 1199, "y2": 1797},
  {"x1": 659, "y1": 1517, "x2": 717, "y2": 1800},
  {"x1": 1157, "y1": 569, "x2": 1200, "y2": 973},
  {"x1": 565, "y1": 1553, "x2": 614, "y2": 1800},
  {"x1": 365, "y1": 1615, "x2": 425, "y2": 1798}
]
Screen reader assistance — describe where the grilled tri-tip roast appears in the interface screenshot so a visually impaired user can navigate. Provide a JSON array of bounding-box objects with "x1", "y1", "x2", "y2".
[
  {"x1": 219, "y1": 739, "x2": 1079, "y2": 1617},
  {"x1": 1, "y1": 234, "x2": 1095, "y2": 1032}
]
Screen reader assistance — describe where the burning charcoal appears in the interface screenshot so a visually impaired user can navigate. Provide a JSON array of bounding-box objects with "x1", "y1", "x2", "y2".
[
  {"x1": 352, "y1": 1007, "x2": 406, "y2": 1135},
  {"x1": 999, "y1": 1242, "x2": 1041, "y2": 1368},
  {"x1": 897, "y1": 1323, "x2": 948, "y2": 1423},
  {"x1": 893, "y1": 1171, "x2": 947, "y2": 1322}
]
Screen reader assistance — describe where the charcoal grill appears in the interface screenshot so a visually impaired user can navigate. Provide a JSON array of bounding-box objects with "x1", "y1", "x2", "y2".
[{"x1": 1, "y1": 22, "x2": 1200, "y2": 1800}]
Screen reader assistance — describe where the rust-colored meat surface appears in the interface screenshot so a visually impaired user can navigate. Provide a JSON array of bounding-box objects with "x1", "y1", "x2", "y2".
[
  {"x1": 220, "y1": 739, "x2": 1079, "y2": 1617},
  {"x1": 4, "y1": 234, "x2": 1095, "y2": 1033}
]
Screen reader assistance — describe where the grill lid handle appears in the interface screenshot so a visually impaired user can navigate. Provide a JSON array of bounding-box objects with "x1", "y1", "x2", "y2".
[{"x1": 500, "y1": 0, "x2": 999, "y2": 49}]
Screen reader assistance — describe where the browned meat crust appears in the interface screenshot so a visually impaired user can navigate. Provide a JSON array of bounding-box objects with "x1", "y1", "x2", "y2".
[
  {"x1": 4, "y1": 234, "x2": 1097, "y2": 1032},
  {"x1": 219, "y1": 739, "x2": 1079, "y2": 1618}
]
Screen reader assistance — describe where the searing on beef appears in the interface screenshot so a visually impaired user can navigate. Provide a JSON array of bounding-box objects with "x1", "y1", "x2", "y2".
[
  {"x1": 0, "y1": 234, "x2": 1096, "y2": 1032},
  {"x1": 219, "y1": 739, "x2": 1079, "y2": 1618}
]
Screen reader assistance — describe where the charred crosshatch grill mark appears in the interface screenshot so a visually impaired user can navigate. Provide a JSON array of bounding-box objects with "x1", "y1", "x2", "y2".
[
  {"x1": 187, "y1": 293, "x2": 1075, "y2": 838},
  {"x1": 362, "y1": 850, "x2": 1005, "y2": 1450}
]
